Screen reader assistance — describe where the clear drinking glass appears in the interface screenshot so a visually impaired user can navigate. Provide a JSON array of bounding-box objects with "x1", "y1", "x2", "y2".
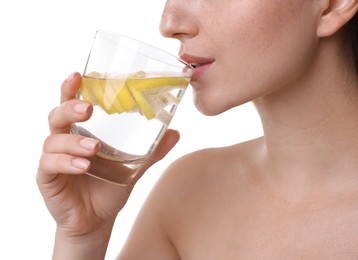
[{"x1": 71, "y1": 30, "x2": 192, "y2": 185}]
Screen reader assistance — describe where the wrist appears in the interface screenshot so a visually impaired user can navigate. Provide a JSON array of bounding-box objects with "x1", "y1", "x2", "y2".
[{"x1": 53, "y1": 221, "x2": 115, "y2": 260}]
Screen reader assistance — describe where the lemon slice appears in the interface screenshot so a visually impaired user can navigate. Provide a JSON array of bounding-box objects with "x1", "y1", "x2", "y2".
[
  {"x1": 81, "y1": 73, "x2": 135, "y2": 114},
  {"x1": 81, "y1": 77, "x2": 106, "y2": 110},
  {"x1": 126, "y1": 75, "x2": 190, "y2": 120},
  {"x1": 80, "y1": 77, "x2": 97, "y2": 105},
  {"x1": 81, "y1": 72, "x2": 103, "y2": 107},
  {"x1": 103, "y1": 79, "x2": 126, "y2": 114},
  {"x1": 128, "y1": 76, "x2": 190, "y2": 91},
  {"x1": 81, "y1": 72, "x2": 190, "y2": 119},
  {"x1": 113, "y1": 80, "x2": 137, "y2": 112},
  {"x1": 89, "y1": 78, "x2": 112, "y2": 113}
]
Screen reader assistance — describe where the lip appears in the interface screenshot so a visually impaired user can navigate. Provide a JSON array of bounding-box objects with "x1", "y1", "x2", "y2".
[{"x1": 180, "y1": 54, "x2": 215, "y2": 81}]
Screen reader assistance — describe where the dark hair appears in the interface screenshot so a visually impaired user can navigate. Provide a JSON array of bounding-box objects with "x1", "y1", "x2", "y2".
[{"x1": 346, "y1": 12, "x2": 358, "y2": 76}]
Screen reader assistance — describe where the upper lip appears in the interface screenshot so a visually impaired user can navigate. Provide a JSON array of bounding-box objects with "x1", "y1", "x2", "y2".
[{"x1": 180, "y1": 53, "x2": 215, "y2": 68}]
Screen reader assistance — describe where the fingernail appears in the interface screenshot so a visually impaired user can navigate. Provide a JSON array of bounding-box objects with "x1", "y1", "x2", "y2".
[
  {"x1": 71, "y1": 158, "x2": 90, "y2": 170},
  {"x1": 74, "y1": 103, "x2": 90, "y2": 114},
  {"x1": 66, "y1": 72, "x2": 76, "y2": 82},
  {"x1": 79, "y1": 138, "x2": 99, "y2": 150}
]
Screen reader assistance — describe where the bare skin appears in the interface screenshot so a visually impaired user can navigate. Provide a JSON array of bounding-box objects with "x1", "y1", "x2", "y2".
[
  {"x1": 119, "y1": 138, "x2": 358, "y2": 259},
  {"x1": 37, "y1": 0, "x2": 358, "y2": 259},
  {"x1": 122, "y1": 0, "x2": 358, "y2": 258}
]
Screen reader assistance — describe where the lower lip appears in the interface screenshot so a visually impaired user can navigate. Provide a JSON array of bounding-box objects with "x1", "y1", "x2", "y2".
[{"x1": 191, "y1": 62, "x2": 213, "y2": 81}]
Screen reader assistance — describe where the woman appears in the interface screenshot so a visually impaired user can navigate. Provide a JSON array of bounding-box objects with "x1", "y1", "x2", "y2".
[{"x1": 37, "y1": 0, "x2": 358, "y2": 258}]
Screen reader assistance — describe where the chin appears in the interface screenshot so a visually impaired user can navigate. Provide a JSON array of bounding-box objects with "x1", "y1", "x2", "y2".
[
  {"x1": 191, "y1": 84, "x2": 242, "y2": 116},
  {"x1": 193, "y1": 92, "x2": 249, "y2": 116},
  {"x1": 195, "y1": 106, "x2": 218, "y2": 116},
  {"x1": 193, "y1": 96, "x2": 225, "y2": 116}
]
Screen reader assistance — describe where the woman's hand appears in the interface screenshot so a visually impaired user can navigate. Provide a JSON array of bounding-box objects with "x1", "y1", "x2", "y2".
[{"x1": 36, "y1": 72, "x2": 179, "y2": 258}]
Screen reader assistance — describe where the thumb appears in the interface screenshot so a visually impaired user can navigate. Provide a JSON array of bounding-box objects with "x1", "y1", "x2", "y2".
[
  {"x1": 149, "y1": 129, "x2": 180, "y2": 163},
  {"x1": 129, "y1": 129, "x2": 180, "y2": 186},
  {"x1": 127, "y1": 129, "x2": 180, "y2": 188}
]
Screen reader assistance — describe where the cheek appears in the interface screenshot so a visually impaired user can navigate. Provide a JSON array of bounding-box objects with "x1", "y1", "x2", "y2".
[{"x1": 219, "y1": 6, "x2": 318, "y2": 96}]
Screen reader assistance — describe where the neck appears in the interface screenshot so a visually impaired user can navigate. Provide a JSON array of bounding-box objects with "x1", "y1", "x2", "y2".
[{"x1": 253, "y1": 37, "x2": 358, "y2": 188}]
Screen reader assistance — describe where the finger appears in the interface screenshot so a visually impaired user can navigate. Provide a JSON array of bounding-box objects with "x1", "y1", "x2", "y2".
[
  {"x1": 60, "y1": 72, "x2": 82, "y2": 103},
  {"x1": 48, "y1": 100, "x2": 93, "y2": 134},
  {"x1": 37, "y1": 153, "x2": 90, "y2": 184},
  {"x1": 43, "y1": 134, "x2": 100, "y2": 157},
  {"x1": 129, "y1": 129, "x2": 180, "y2": 186}
]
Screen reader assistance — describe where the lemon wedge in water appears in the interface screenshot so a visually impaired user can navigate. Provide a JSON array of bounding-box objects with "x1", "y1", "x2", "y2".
[
  {"x1": 126, "y1": 72, "x2": 189, "y2": 120},
  {"x1": 81, "y1": 75, "x2": 109, "y2": 113},
  {"x1": 80, "y1": 71, "x2": 189, "y2": 120}
]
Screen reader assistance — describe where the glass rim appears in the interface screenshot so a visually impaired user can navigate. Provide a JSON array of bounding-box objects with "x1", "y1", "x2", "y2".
[{"x1": 94, "y1": 29, "x2": 193, "y2": 70}]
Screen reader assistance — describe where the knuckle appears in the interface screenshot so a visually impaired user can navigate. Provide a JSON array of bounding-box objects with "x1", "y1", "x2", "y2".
[
  {"x1": 38, "y1": 152, "x2": 50, "y2": 166},
  {"x1": 42, "y1": 135, "x2": 54, "y2": 152},
  {"x1": 47, "y1": 106, "x2": 60, "y2": 126},
  {"x1": 37, "y1": 153, "x2": 50, "y2": 177}
]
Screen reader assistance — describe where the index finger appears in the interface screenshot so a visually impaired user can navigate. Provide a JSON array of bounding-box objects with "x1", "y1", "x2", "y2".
[{"x1": 61, "y1": 72, "x2": 82, "y2": 104}]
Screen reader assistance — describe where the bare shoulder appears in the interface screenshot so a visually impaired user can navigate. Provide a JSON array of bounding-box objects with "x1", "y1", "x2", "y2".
[
  {"x1": 160, "y1": 136, "x2": 264, "y2": 190},
  {"x1": 143, "y1": 137, "x2": 265, "y2": 255},
  {"x1": 119, "y1": 135, "x2": 358, "y2": 259},
  {"x1": 118, "y1": 137, "x2": 264, "y2": 259}
]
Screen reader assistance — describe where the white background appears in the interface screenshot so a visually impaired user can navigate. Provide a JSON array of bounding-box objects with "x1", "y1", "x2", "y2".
[{"x1": 0, "y1": 0, "x2": 262, "y2": 259}]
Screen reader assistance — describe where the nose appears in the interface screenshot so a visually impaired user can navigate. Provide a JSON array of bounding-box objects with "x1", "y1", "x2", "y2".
[{"x1": 160, "y1": 1, "x2": 198, "y2": 40}]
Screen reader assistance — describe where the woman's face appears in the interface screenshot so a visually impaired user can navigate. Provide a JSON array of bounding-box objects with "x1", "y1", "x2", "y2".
[{"x1": 160, "y1": 0, "x2": 322, "y2": 115}]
